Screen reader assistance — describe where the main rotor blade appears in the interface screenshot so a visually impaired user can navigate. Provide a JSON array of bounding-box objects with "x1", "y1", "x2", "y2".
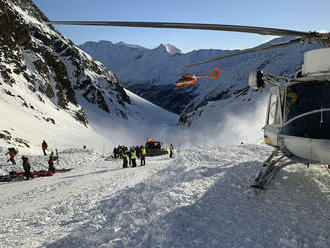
[
  {"x1": 179, "y1": 38, "x2": 302, "y2": 69},
  {"x1": 46, "y1": 21, "x2": 311, "y2": 37}
]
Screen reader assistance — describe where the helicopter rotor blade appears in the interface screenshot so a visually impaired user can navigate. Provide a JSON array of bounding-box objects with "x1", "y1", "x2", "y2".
[
  {"x1": 46, "y1": 21, "x2": 312, "y2": 37},
  {"x1": 179, "y1": 38, "x2": 302, "y2": 70}
]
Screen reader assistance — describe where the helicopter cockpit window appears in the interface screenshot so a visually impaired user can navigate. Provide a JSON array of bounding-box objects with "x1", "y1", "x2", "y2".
[
  {"x1": 286, "y1": 81, "x2": 330, "y2": 120},
  {"x1": 268, "y1": 89, "x2": 281, "y2": 125}
]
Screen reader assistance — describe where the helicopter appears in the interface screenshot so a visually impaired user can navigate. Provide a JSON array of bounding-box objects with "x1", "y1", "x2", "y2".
[
  {"x1": 173, "y1": 67, "x2": 220, "y2": 87},
  {"x1": 46, "y1": 21, "x2": 330, "y2": 189}
]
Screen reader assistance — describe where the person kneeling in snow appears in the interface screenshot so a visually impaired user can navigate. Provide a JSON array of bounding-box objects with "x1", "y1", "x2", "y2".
[
  {"x1": 21, "y1": 156, "x2": 33, "y2": 180},
  {"x1": 48, "y1": 152, "x2": 57, "y2": 173}
]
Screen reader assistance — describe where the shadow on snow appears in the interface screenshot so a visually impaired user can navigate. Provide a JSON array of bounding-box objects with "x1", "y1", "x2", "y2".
[{"x1": 45, "y1": 159, "x2": 329, "y2": 248}]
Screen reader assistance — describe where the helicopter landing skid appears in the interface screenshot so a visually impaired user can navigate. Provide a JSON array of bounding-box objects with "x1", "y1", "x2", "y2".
[{"x1": 251, "y1": 149, "x2": 291, "y2": 190}]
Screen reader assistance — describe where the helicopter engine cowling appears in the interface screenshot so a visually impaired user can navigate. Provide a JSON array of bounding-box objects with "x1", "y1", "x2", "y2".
[
  {"x1": 302, "y1": 48, "x2": 330, "y2": 76},
  {"x1": 248, "y1": 71, "x2": 265, "y2": 89}
]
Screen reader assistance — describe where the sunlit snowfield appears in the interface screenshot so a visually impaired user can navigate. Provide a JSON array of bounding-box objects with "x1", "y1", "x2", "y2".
[{"x1": 1, "y1": 145, "x2": 329, "y2": 248}]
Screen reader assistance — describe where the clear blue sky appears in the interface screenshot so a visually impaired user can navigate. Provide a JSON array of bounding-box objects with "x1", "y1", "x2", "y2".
[{"x1": 33, "y1": 0, "x2": 330, "y2": 52}]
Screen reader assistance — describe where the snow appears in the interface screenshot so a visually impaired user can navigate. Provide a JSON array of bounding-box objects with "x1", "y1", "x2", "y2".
[
  {"x1": 0, "y1": 81, "x2": 108, "y2": 154},
  {"x1": 0, "y1": 145, "x2": 329, "y2": 247},
  {"x1": 0, "y1": 2, "x2": 329, "y2": 247}
]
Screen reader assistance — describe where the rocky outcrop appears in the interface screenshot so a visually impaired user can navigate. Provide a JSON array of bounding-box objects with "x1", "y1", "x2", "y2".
[{"x1": 0, "y1": 0, "x2": 131, "y2": 126}]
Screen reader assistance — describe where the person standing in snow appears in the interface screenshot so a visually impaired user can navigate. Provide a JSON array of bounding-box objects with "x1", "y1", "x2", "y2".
[
  {"x1": 118, "y1": 146, "x2": 122, "y2": 159},
  {"x1": 21, "y1": 156, "x2": 33, "y2": 180},
  {"x1": 122, "y1": 147, "x2": 129, "y2": 168},
  {"x1": 113, "y1": 147, "x2": 118, "y2": 159},
  {"x1": 6, "y1": 147, "x2": 18, "y2": 165},
  {"x1": 136, "y1": 146, "x2": 141, "y2": 159},
  {"x1": 48, "y1": 151, "x2": 57, "y2": 173},
  {"x1": 42, "y1": 140, "x2": 48, "y2": 155},
  {"x1": 130, "y1": 147, "x2": 137, "y2": 167},
  {"x1": 128, "y1": 146, "x2": 132, "y2": 166},
  {"x1": 140, "y1": 145, "x2": 146, "y2": 166},
  {"x1": 169, "y1": 144, "x2": 174, "y2": 158}
]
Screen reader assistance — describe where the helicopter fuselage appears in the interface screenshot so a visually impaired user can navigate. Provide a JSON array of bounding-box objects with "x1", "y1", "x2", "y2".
[{"x1": 262, "y1": 48, "x2": 330, "y2": 164}]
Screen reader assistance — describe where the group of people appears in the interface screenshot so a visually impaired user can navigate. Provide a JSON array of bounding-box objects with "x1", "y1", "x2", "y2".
[
  {"x1": 5, "y1": 139, "x2": 180, "y2": 180},
  {"x1": 4, "y1": 140, "x2": 58, "y2": 180},
  {"x1": 113, "y1": 145, "x2": 146, "y2": 168}
]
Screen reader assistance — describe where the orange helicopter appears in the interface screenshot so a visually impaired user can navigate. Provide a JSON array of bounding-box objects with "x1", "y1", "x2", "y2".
[{"x1": 174, "y1": 67, "x2": 220, "y2": 87}]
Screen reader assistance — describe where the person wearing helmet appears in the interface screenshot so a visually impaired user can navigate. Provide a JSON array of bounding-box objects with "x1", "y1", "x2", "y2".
[{"x1": 48, "y1": 151, "x2": 57, "y2": 173}]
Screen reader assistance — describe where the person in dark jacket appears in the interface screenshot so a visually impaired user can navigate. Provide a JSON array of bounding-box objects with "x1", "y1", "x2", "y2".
[
  {"x1": 21, "y1": 156, "x2": 33, "y2": 180},
  {"x1": 48, "y1": 151, "x2": 57, "y2": 173},
  {"x1": 113, "y1": 147, "x2": 117, "y2": 159},
  {"x1": 42, "y1": 140, "x2": 48, "y2": 155},
  {"x1": 136, "y1": 146, "x2": 141, "y2": 159}
]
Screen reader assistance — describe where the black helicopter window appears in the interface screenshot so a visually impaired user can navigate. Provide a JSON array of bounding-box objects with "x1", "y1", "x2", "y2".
[{"x1": 286, "y1": 81, "x2": 330, "y2": 120}]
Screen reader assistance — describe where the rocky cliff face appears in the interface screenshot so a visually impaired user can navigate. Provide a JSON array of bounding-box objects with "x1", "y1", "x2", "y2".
[{"x1": 0, "y1": 0, "x2": 131, "y2": 126}]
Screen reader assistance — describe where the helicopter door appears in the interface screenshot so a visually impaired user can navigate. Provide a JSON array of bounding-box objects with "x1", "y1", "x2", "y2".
[{"x1": 264, "y1": 87, "x2": 282, "y2": 147}]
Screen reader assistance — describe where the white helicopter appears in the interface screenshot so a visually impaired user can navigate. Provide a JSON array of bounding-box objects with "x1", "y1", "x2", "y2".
[{"x1": 47, "y1": 21, "x2": 330, "y2": 189}]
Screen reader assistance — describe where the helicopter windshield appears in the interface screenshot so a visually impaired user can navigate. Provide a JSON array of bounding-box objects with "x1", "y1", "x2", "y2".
[{"x1": 286, "y1": 81, "x2": 330, "y2": 120}]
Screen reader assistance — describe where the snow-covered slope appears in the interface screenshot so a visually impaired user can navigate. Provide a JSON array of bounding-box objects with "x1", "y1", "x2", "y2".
[
  {"x1": 0, "y1": 0, "x2": 178, "y2": 152},
  {"x1": 1, "y1": 145, "x2": 329, "y2": 247},
  {"x1": 81, "y1": 89, "x2": 178, "y2": 146}
]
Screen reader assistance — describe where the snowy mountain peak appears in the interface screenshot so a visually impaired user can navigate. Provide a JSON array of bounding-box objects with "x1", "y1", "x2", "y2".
[{"x1": 156, "y1": 43, "x2": 182, "y2": 54}]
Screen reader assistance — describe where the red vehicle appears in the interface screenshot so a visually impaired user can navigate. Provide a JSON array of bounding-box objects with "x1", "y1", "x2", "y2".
[{"x1": 145, "y1": 138, "x2": 168, "y2": 157}]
